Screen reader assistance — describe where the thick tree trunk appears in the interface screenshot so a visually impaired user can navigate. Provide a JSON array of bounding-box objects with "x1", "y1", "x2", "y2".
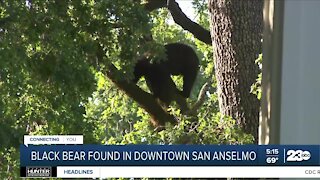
[{"x1": 208, "y1": 0, "x2": 263, "y2": 142}]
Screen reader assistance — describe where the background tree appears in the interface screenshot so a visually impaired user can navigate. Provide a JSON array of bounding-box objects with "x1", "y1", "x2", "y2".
[{"x1": 208, "y1": 0, "x2": 263, "y2": 142}]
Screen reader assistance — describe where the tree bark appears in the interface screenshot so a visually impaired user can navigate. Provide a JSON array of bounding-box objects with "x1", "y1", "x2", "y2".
[{"x1": 208, "y1": 0, "x2": 263, "y2": 142}]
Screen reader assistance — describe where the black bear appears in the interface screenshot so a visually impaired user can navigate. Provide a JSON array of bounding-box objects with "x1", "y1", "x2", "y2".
[
  {"x1": 133, "y1": 59, "x2": 179, "y2": 107},
  {"x1": 133, "y1": 43, "x2": 199, "y2": 107}
]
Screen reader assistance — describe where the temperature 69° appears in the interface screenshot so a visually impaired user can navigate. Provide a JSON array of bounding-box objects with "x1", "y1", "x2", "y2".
[{"x1": 266, "y1": 157, "x2": 278, "y2": 164}]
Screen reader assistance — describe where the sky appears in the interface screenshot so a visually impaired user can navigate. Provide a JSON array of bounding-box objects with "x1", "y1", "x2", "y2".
[{"x1": 176, "y1": 0, "x2": 196, "y2": 20}]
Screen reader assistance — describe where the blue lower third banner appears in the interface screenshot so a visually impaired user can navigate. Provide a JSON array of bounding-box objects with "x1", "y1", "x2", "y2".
[{"x1": 20, "y1": 145, "x2": 320, "y2": 178}]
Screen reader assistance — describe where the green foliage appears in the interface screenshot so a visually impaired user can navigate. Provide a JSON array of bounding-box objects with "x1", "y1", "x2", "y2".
[
  {"x1": 107, "y1": 112, "x2": 253, "y2": 145},
  {"x1": 0, "y1": 1, "x2": 150, "y2": 177},
  {"x1": 1, "y1": 0, "x2": 150, "y2": 140},
  {"x1": 84, "y1": 72, "x2": 142, "y2": 143},
  {"x1": 192, "y1": 0, "x2": 210, "y2": 29},
  {"x1": 0, "y1": 148, "x2": 20, "y2": 179},
  {"x1": 251, "y1": 54, "x2": 263, "y2": 100}
]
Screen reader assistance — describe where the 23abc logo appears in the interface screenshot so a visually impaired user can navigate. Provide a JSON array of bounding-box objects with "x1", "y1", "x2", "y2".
[{"x1": 286, "y1": 150, "x2": 311, "y2": 162}]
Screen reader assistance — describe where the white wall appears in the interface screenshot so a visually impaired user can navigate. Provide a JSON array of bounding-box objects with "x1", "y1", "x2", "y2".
[{"x1": 280, "y1": 0, "x2": 320, "y2": 144}]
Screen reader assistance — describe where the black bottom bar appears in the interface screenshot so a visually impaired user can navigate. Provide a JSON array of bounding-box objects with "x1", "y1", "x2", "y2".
[{"x1": 20, "y1": 166, "x2": 57, "y2": 177}]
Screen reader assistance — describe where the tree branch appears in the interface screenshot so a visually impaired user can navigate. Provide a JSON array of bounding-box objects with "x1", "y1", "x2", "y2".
[
  {"x1": 107, "y1": 65, "x2": 177, "y2": 126},
  {"x1": 143, "y1": 0, "x2": 212, "y2": 45},
  {"x1": 187, "y1": 82, "x2": 211, "y2": 115}
]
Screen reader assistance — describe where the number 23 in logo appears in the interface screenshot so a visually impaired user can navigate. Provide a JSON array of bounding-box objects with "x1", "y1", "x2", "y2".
[{"x1": 286, "y1": 150, "x2": 311, "y2": 162}]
